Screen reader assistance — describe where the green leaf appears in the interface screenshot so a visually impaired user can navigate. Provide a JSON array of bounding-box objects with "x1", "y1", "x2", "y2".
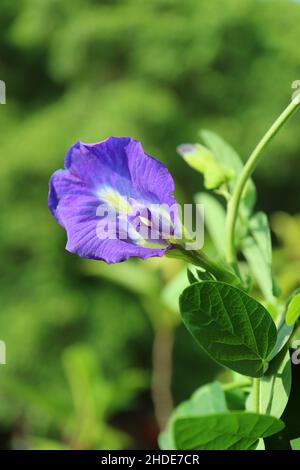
[
  {"x1": 187, "y1": 268, "x2": 198, "y2": 284},
  {"x1": 242, "y1": 212, "x2": 277, "y2": 302},
  {"x1": 159, "y1": 382, "x2": 227, "y2": 450},
  {"x1": 265, "y1": 358, "x2": 300, "y2": 449},
  {"x1": 179, "y1": 281, "x2": 277, "y2": 377},
  {"x1": 200, "y1": 129, "x2": 243, "y2": 177},
  {"x1": 247, "y1": 349, "x2": 291, "y2": 418},
  {"x1": 255, "y1": 439, "x2": 266, "y2": 450},
  {"x1": 177, "y1": 143, "x2": 234, "y2": 189},
  {"x1": 196, "y1": 269, "x2": 214, "y2": 281},
  {"x1": 269, "y1": 320, "x2": 293, "y2": 361},
  {"x1": 200, "y1": 129, "x2": 256, "y2": 213},
  {"x1": 173, "y1": 412, "x2": 284, "y2": 450},
  {"x1": 224, "y1": 388, "x2": 246, "y2": 411},
  {"x1": 286, "y1": 292, "x2": 300, "y2": 326},
  {"x1": 195, "y1": 193, "x2": 226, "y2": 257},
  {"x1": 290, "y1": 438, "x2": 300, "y2": 450}
]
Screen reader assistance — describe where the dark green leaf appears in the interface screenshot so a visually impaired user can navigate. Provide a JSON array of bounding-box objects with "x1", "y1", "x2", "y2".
[
  {"x1": 174, "y1": 412, "x2": 284, "y2": 450},
  {"x1": 196, "y1": 269, "x2": 214, "y2": 281},
  {"x1": 179, "y1": 281, "x2": 277, "y2": 377},
  {"x1": 187, "y1": 268, "x2": 198, "y2": 284},
  {"x1": 225, "y1": 388, "x2": 246, "y2": 411},
  {"x1": 187, "y1": 268, "x2": 213, "y2": 284}
]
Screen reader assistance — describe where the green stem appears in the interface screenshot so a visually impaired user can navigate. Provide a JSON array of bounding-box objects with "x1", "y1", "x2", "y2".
[
  {"x1": 253, "y1": 378, "x2": 260, "y2": 414},
  {"x1": 226, "y1": 95, "x2": 300, "y2": 265},
  {"x1": 167, "y1": 245, "x2": 243, "y2": 287}
]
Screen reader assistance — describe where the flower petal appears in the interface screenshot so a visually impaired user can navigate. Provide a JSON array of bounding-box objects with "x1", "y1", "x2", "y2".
[
  {"x1": 126, "y1": 139, "x2": 176, "y2": 206},
  {"x1": 57, "y1": 194, "x2": 169, "y2": 263}
]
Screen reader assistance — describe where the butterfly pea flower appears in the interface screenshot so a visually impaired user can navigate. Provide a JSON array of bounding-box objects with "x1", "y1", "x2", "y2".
[{"x1": 48, "y1": 137, "x2": 179, "y2": 263}]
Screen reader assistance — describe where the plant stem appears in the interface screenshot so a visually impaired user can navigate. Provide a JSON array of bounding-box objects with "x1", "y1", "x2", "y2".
[
  {"x1": 167, "y1": 245, "x2": 243, "y2": 287},
  {"x1": 253, "y1": 378, "x2": 260, "y2": 414},
  {"x1": 226, "y1": 94, "x2": 300, "y2": 265}
]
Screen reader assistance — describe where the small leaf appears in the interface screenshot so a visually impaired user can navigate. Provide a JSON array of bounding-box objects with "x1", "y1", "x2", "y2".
[
  {"x1": 269, "y1": 320, "x2": 293, "y2": 361},
  {"x1": 286, "y1": 292, "x2": 300, "y2": 326},
  {"x1": 200, "y1": 129, "x2": 243, "y2": 177},
  {"x1": 290, "y1": 438, "x2": 300, "y2": 450},
  {"x1": 200, "y1": 129, "x2": 256, "y2": 212},
  {"x1": 187, "y1": 268, "x2": 213, "y2": 284},
  {"x1": 195, "y1": 192, "x2": 226, "y2": 257},
  {"x1": 187, "y1": 268, "x2": 198, "y2": 284},
  {"x1": 255, "y1": 439, "x2": 265, "y2": 450},
  {"x1": 173, "y1": 412, "x2": 284, "y2": 450},
  {"x1": 177, "y1": 143, "x2": 234, "y2": 189},
  {"x1": 196, "y1": 269, "x2": 214, "y2": 281},
  {"x1": 242, "y1": 212, "x2": 277, "y2": 302},
  {"x1": 179, "y1": 281, "x2": 277, "y2": 377}
]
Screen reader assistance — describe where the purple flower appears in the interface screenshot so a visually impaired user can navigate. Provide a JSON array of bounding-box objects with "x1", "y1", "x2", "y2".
[{"x1": 48, "y1": 137, "x2": 178, "y2": 263}]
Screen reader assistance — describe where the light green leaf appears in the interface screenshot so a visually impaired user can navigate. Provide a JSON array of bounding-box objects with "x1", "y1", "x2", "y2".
[
  {"x1": 173, "y1": 412, "x2": 284, "y2": 450},
  {"x1": 159, "y1": 382, "x2": 227, "y2": 450},
  {"x1": 290, "y1": 438, "x2": 300, "y2": 450},
  {"x1": 255, "y1": 439, "x2": 266, "y2": 450},
  {"x1": 200, "y1": 129, "x2": 243, "y2": 176},
  {"x1": 200, "y1": 129, "x2": 256, "y2": 212},
  {"x1": 269, "y1": 320, "x2": 293, "y2": 361},
  {"x1": 195, "y1": 192, "x2": 226, "y2": 257},
  {"x1": 242, "y1": 212, "x2": 277, "y2": 302},
  {"x1": 177, "y1": 143, "x2": 234, "y2": 189},
  {"x1": 247, "y1": 349, "x2": 291, "y2": 418},
  {"x1": 286, "y1": 292, "x2": 300, "y2": 326},
  {"x1": 179, "y1": 281, "x2": 277, "y2": 377}
]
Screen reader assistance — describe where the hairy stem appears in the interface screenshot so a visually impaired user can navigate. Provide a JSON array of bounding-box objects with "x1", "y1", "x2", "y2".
[{"x1": 226, "y1": 95, "x2": 300, "y2": 265}]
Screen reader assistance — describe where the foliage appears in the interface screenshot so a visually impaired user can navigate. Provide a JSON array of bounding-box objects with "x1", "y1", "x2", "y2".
[{"x1": 160, "y1": 113, "x2": 300, "y2": 449}]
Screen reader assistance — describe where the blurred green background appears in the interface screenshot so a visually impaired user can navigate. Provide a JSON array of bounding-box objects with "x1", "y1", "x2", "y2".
[{"x1": 1, "y1": 0, "x2": 300, "y2": 449}]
